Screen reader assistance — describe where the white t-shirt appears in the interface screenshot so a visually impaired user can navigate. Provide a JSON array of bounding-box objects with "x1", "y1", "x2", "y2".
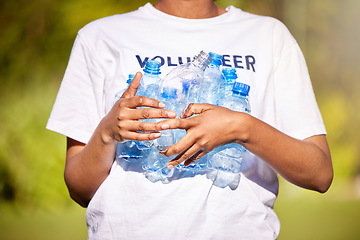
[{"x1": 47, "y1": 3, "x2": 326, "y2": 239}]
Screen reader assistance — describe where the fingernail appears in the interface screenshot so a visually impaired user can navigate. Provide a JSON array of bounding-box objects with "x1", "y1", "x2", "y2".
[
  {"x1": 159, "y1": 102, "x2": 165, "y2": 108},
  {"x1": 167, "y1": 164, "x2": 174, "y2": 169},
  {"x1": 154, "y1": 133, "x2": 161, "y2": 138},
  {"x1": 159, "y1": 149, "x2": 168, "y2": 155},
  {"x1": 168, "y1": 111, "x2": 176, "y2": 118},
  {"x1": 161, "y1": 124, "x2": 170, "y2": 130}
]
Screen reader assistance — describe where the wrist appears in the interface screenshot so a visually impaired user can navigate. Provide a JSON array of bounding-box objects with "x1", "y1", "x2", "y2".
[
  {"x1": 97, "y1": 117, "x2": 118, "y2": 145},
  {"x1": 232, "y1": 112, "x2": 252, "y2": 144}
]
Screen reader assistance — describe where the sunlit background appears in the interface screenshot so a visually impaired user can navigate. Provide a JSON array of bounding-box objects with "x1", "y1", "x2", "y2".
[{"x1": 0, "y1": 0, "x2": 359, "y2": 239}]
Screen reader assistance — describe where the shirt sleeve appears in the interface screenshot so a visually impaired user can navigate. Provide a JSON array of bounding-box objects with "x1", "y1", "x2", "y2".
[
  {"x1": 46, "y1": 33, "x2": 106, "y2": 144},
  {"x1": 272, "y1": 22, "x2": 326, "y2": 140}
]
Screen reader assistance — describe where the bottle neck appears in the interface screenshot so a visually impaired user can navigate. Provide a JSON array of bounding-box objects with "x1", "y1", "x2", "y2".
[
  {"x1": 192, "y1": 51, "x2": 211, "y2": 71},
  {"x1": 232, "y1": 91, "x2": 247, "y2": 99},
  {"x1": 208, "y1": 62, "x2": 221, "y2": 69}
]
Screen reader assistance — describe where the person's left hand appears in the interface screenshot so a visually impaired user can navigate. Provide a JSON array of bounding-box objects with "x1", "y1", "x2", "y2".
[{"x1": 160, "y1": 103, "x2": 248, "y2": 169}]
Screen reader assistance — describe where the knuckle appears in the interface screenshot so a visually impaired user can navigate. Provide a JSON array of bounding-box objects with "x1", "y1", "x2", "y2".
[
  {"x1": 142, "y1": 109, "x2": 150, "y2": 119},
  {"x1": 151, "y1": 98, "x2": 157, "y2": 107},
  {"x1": 174, "y1": 119, "x2": 182, "y2": 128},
  {"x1": 117, "y1": 99, "x2": 124, "y2": 107},
  {"x1": 147, "y1": 134, "x2": 153, "y2": 141},
  {"x1": 198, "y1": 141, "x2": 210, "y2": 152},
  {"x1": 134, "y1": 135, "x2": 142, "y2": 141},
  {"x1": 159, "y1": 109, "x2": 167, "y2": 118},
  {"x1": 138, "y1": 122, "x2": 146, "y2": 131},
  {"x1": 135, "y1": 96, "x2": 144, "y2": 105},
  {"x1": 182, "y1": 152, "x2": 190, "y2": 160},
  {"x1": 173, "y1": 159, "x2": 182, "y2": 165},
  {"x1": 117, "y1": 112, "x2": 126, "y2": 120},
  {"x1": 172, "y1": 146, "x2": 182, "y2": 155}
]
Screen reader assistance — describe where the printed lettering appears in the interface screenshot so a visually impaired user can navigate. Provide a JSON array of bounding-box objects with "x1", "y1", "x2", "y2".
[
  {"x1": 167, "y1": 57, "x2": 177, "y2": 67},
  {"x1": 222, "y1": 55, "x2": 232, "y2": 67},
  {"x1": 136, "y1": 54, "x2": 256, "y2": 72},
  {"x1": 178, "y1": 57, "x2": 192, "y2": 65},
  {"x1": 151, "y1": 56, "x2": 165, "y2": 66},
  {"x1": 136, "y1": 55, "x2": 149, "y2": 68},
  {"x1": 245, "y1": 55, "x2": 256, "y2": 72},
  {"x1": 233, "y1": 55, "x2": 244, "y2": 69}
]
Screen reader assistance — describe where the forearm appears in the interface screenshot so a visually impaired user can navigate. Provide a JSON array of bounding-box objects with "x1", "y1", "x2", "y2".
[
  {"x1": 237, "y1": 113, "x2": 333, "y2": 193},
  {"x1": 65, "y1": 122, "x2": 117, "y2": 207}
]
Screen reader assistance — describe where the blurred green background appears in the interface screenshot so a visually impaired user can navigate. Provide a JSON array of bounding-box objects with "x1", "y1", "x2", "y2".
[{"x1": 0, "y1": 0, "x2": 359, "y2": 239}]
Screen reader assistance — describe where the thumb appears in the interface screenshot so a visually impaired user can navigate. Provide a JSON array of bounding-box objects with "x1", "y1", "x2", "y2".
[{"x1": 121, "y1": 72, "x2": 142, "y2": 98}]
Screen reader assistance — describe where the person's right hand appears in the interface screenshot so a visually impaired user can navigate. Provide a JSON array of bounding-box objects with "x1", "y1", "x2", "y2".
[{"x1": 99, "y1": 72, "x2": 176, "y2": 144}]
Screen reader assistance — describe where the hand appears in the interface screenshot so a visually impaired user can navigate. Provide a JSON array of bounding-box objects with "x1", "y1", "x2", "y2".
[
  {"x1": 160, "y1": 103, "x2": 248, "y2": 168},
  {"x1": 99, "y1": 72, "x2": 176, "y2": 144}
]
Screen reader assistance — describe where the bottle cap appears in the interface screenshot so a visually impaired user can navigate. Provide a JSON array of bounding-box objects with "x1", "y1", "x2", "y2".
[
  {"x1": 222, "y1": 67, "x2": 237, "y2": 80},
  {"x1": 144, "y1": 60, "x2": 161, "y2": 75},
  {"x1": 209, "y1": 52, "x2": 223, "y2": 66},
  {"x1": 233, "y1": 82, "x2": 250, "y2": 96},
  {"x1": 127, "y1": 74, "x2": 135, "y2": 84}
]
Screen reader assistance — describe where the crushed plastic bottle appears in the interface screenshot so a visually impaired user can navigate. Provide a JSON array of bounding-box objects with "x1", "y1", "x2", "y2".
[
  {"x1": 156, "y1": 51, "x2": 211, "y2": 152},
  {"x1": 207, "y1": 81, "x2": 251, "y2": 189},
  {"x1": 114, "y1": 74, "x2": 145, "y2": 162},
  {"x1": 199, "y1": 52, "x2": 225, "y2": 105},
  {"x1": 222, "y1": 67, "x2": 238, "y2": 98},
  {"x1": 135, "y1": 60, "x2": 162, "y2": 150}
]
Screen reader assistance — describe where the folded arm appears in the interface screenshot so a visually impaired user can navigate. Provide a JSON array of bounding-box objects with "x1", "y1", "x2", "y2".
[
  {"x1": 64, "y1": 73, "x2": 176, "y2": 207},
  {"x1": 161, "y1": 103, "x2": 333, "y2": 193}
]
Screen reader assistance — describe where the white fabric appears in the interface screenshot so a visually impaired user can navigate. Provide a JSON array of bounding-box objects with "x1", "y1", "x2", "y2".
[{"x1": 47, "y1": 3, "x2": 326, "y2": 239}]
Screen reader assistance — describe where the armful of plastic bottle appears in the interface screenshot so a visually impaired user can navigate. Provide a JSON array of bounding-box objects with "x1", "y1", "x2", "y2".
[
  {"x1": 64, "y1": 72, "x2": 175, "y2": 207},
  {"x1": 160, "y1": 103, "x2": 333, "y2": 193}
]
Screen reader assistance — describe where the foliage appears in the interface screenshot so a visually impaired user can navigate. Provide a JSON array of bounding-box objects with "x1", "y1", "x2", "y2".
[{"x1": 0, "y1": 0, "x2": 359, "y2": 210}]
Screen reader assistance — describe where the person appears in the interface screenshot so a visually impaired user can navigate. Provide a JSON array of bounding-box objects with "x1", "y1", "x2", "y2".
[{"x1": 46, "y1": 0, "x2": 333, "y2": 239}]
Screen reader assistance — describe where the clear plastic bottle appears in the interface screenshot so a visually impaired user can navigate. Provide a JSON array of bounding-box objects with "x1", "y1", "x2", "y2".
[
  {"x1": 156, "y1": 87, "x2": 182, "y2": 152},
  {"x1": 114, "y1": 74, "x2": 145, "y2": 162},
  {"x1": 137, "y1": 60, "x2": 162, "y2": 99},
  {"x1": 135, "y1": 60, "x2": 176, "y2": 183},
  {"x1": 156, "y1": 51, "x2": 211, "y2": 152},
  {"x1": 206, "y1": 82, "x2": 251, "y2": 189},
  {"x1": 135, "y1": 60, "x2": 162, "y2": 150},
  {"x1": 113, "y1": 74, "x2": 135, "y2": 104},
  {"x1": 199, "y1": 52, "x2": 225, "y2": 105},
  {"x1": 222, "y1": 67, "x2": 238, "y2": 98},
  {"x1": 142, "y1": 146, "x2": 174, "y2": 184}
]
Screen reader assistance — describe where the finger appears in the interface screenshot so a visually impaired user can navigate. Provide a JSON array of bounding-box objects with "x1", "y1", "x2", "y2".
[
  {"x1": 119, "y1": 108, "x2": 176, "y2": 121},
  {"x1": 120, "y1": 95, "x2": 166, "y2": 109},
  {"x1": 121, "y1": 72, "x2": 142, "y2": 98},
  {"x1": 167, "y1": 143, "x2": 202, "y2": 169},
  {"x1": 162, "y1": 133, "x2": 195, "y2": 157},
  {"x1": 156, "y1": 118, "x2": 193, "y2": 130},
  {"x1": 184, "y1": 151, "x2": 206, "y2": 167},
  {"x1": 119, "y1": 119, "x2": 174, "y2": 132},
  {"x1": 181, "y1": 103, "x2": 215, "y2": 118},
  {"x1": 116, "y1": 130, "x2": 161, "y2": 142}
]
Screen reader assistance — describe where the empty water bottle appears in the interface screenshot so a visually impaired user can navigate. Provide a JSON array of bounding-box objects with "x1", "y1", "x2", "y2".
[
  {"x1": 157, "y1": 51, "x2": 211, "y2": 153},
  {"x1": 207, "y1": 81, "x2": 251, "y2": 189},
  {"x1": 142, "y1": 146, "x2": 175, "y2": 184},
  {"x1": 156, "y1": 87, "x2": 183, "y2": 152},
  {"x1": 222, "y1": 67, "x2": 237, "y2": 98},
  {"x1": 199, "y1": 52, "x2": 225, "y2": 105},
  {"x1": 113, "y1": 74, "x2": 135, "y2": 104},
  {"x1": 137, "y1": 60, "x2": 162, "y2": 98},
  {"x1": 135, "y1": 60, "x2": 162, "y2": 150},
  {"x1": 114, "y1": 74, "x2": 145, "y2": 162}
]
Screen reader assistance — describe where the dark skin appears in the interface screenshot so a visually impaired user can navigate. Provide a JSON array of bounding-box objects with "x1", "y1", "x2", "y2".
[{"x1": 65, "y1": 0, "x2": 333, "y2": 207}]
